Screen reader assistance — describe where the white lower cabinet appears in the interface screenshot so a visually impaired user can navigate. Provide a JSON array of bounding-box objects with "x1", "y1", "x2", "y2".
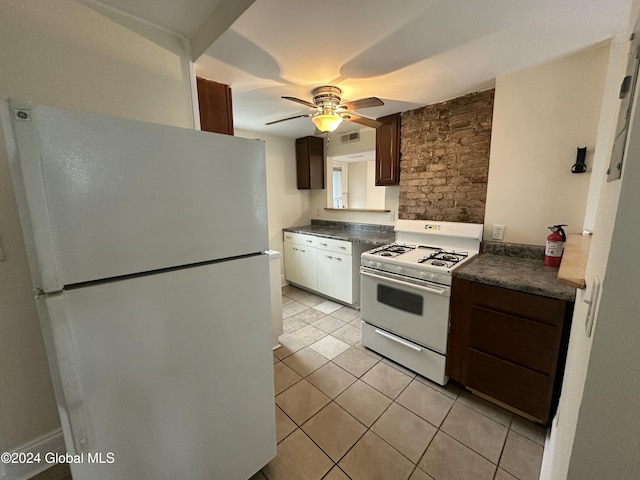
[
  {"x1": 283, "y1": 231, "x2": 367, "y2": 307},
  {"x1": 317, "y1": 251, "x2": 351, "y2": 304},
  {"x1": 283, "y1": 240, "x2": 317, "y2": 290}
]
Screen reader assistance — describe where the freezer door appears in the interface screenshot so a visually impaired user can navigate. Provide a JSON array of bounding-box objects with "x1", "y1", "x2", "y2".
[
  {"x1": 36, "y1": 255, "x2": 276, "y2": 480},
  {"x1": 2, "y1": 99, "x2": 268, "y2": 292}
]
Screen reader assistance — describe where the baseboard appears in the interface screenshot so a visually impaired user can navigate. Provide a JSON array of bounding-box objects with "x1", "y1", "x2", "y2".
[
  {"x1": 280, "y1": 274, "x2": 288, "y2": 286},
  {"x1": 1, "y1": 429, "x2": 65, "y2": 480}
]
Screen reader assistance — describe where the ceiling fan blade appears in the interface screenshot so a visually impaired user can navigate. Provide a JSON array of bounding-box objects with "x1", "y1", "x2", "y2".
[
  {"x1": 265, "y1": 113, "x2": 313, "y2": 125},
  {"x1": 282, "y1": 96, "x2": 318, "y2": 109},
  {"x1": 342, "y1": 113, "x2": 382, "y2": 129},
  {"x1": 340, "y1": 97, "x2": 384, "y2": 111}
]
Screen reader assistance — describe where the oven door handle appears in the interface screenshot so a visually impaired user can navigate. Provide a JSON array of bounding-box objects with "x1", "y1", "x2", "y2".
[
  {"x1": 360, "y1": 269, "x2": 449, "y2": 296},
  {"x1": 374, "y1": 329, "x2": 422, "y2": 352}
]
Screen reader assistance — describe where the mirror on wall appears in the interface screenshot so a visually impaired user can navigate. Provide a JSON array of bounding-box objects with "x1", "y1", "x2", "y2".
[{"x1": 325, "y1": 128, "x2": 386, "y2": 211}]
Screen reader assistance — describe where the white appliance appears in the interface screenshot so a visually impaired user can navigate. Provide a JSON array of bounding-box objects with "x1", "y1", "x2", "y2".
[
  {"x1": 360, "y1": 219, "x2": 483, "y2": 385},
  {"x1": 1, "y1": 98, "x2": 276, "y2": 480}
]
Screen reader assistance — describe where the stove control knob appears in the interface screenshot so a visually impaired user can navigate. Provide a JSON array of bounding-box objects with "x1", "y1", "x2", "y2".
[
  {"x1": 376, "y1": 262, "x2": 383, "y2": 269},
  {"x1": 369, "y1": 261, "x2": 376, "y2": 267},
  {"x1": 397, "y1": 267, "x2": 403, "y2": 274}
]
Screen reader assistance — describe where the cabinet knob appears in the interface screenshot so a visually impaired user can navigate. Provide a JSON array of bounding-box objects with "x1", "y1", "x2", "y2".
[
  {"x1": 306, "y1": 239, "x2": 313, "y2": 243},
  {"x1": 327, "y1": 255, "x2": 333, "y2": 259},
  {"x1": 336, "y1": 257, "x2": 342, "y2": 261},
  {"x1": 321, "y1": 243, "x2": 328, "y2": 246}
]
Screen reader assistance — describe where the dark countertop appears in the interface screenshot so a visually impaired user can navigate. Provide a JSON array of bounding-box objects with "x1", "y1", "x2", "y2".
[
  {"x1": 283, "y1": 221, "x2": 395, "y2": 246},
  {"x1": 456, "y1": 253, "x2": 576, "y2": 301}
]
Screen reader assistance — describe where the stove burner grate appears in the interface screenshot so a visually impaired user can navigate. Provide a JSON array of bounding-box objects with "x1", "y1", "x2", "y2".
[{"x1": 418, "y1": 250, "x2": 469, "y2": 268}]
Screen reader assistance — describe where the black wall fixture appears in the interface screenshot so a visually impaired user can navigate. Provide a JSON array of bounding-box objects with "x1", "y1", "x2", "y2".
[{"x1": 571, "y1": 146, "x2": 587, "y2": 173}]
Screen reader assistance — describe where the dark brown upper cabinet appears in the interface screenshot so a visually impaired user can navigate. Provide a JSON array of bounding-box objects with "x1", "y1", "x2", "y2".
[
  {"x1": 375, "y1": 113, "x2": 401, "y2": 186},
  {"x1": 196, "y1": 77, "x2": 234, "y2": 135},
  {"x1": 295, "y1": 136, "x2": 325, "y2": 190}
]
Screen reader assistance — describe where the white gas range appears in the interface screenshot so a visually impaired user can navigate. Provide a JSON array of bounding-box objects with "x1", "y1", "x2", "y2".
[{"x1": 360, "y1": 220, "x2": 483, "y2": 385}]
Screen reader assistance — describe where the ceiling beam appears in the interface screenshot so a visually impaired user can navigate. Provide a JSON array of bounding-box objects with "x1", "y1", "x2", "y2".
[{"x1": 190, "y1": 0, "x2": 255, "y2": 60}]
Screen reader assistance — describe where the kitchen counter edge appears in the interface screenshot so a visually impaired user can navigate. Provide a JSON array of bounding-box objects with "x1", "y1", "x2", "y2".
[
  {"x1": 455, "y1": 253, "x2": 576, "y2": 302},
  {"x1": 282, "y1": 225, "x2": 395, "y2": 246}
]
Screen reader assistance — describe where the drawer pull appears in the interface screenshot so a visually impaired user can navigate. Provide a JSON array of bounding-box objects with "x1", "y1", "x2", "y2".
[
  {"x1": 321, "y1": 242, "x2": 328, "y2": 246},
  {"x1": 306, "y1": 239, "x2": 313, "y2": 243},
  {"x1": 374, "y1": 329, "x2": 422, "y2": 352}
]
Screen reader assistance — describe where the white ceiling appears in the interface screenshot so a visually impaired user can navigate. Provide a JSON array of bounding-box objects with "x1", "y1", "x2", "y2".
[{"x1": 91, "y1": 0, "x2": 633, "y2": 139}]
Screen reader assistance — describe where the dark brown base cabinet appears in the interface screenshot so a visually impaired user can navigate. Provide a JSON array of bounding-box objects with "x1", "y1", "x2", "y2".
[{"x1": 447, "y1": 277, "x2": 573, "y2": 424}]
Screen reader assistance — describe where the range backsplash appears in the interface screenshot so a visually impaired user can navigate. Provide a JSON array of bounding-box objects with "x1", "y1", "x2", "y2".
[{"x1": 398, "y1": 89, "x2": 494, "y2": 224}]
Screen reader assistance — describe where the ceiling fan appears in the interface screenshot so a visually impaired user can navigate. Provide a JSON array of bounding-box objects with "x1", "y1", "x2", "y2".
[{"x1": 265, "y1": 86, "x2": 384, "y2": 133}]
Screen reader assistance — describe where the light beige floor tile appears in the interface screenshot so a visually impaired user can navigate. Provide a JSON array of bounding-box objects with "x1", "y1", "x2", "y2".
[
  {"x1": 415, "y1": 375, "x2": 463, "y2": 399},
  {"x1": 396, "y1": 380, "x2": 455, "y2": 427},
  {"x1": 312, "y1": 316, "x2": 346, "y2": 333},
  {"x1": 275, "y1": 406, "x2": 296, "y2": 443},
  {"x1": 282, "y1": 300, "x2": 309, "y2": 318},
  {"x1": 353, "y1": 341, "x2": 384, "y2": 360},
  {"x1": 262, "y1": 428, "x2": 333, "y2": 480},
  {"x1": 275, "y1": 331, "x2": 311, "y2": 359},
  {"x1": 285, "y1": 287, "x2": 315, "y2": 301},
  {"x1": 273, "y1": 354, "x2": 279, "y2": 364},
  {"x1": 302, "y1": 402, "x2": 367, "y2": 461},
  {"x1": 313, "y1": 300, "x2": 344, "y2": 314},
  {"x1": 349, "y1": 317, "x2": 362, "y2": 326},
  {"x1": 457, "y1": 391, "x2": 512, "y2": 427},
  {"x1": 338, "y1": 430, "x2": 414, "y2": 480},
  {"x1": 273, "y1": 362, "x2": 302, "y2": 395},
  {"x1": 276, "y1": 379, "x2": 331, "y2": 425},
  {"x1": 440, "y1": 402, "x2": 508, "y2": 463},
  {"x1": 419, "y1": 431, "x2": 496, "y2": 480},
  {"x1": 282, "y1": 316, "x2": 308, "y2": 334},
  {"x1": 372, "y1": 402, "x2": 437, "y2": 463},
  {"x1": 499, "y1": 430, "x2": 543, "y2": 480},
  {"x1": 298, "y1": 293, "x2": 326, "y2": 307},
  {"x1": 510, "y1": 415, "x2": 548, "y2": 446},
  {"x1": 335, "y1": 380, "x2": 392, "y2": 427},
  {"x1": 294, "y1": 308, "x2": 328, "y2": 324},
  {"x1": 281, "y1": 295, "x2": 294, "y2": 306},
  {"x1": 331, "y1": 306, "x2": 360, "y2": 322},
  {"x1": 409, "y1": 468, "x2": 436, "y2": 480},
  {"x1": 292, "y1": 324, "x2": 327, "y2": 344},
  {"x1": 323, "y1": 466, "x2": 350, "y2": 480},
  {"x1": 494, "y1": 468, "x2": 518, "y2": 480},
  {"x1": 309, "y1": 335, "x2": 351, "y2": 360},
  {"x1": 306, "y1": 362, "x2": 357, "y2": 399},
  {"x1": 331, "y1": 324, "x2": 362, "y2": 345},
  {"x1": 281, "y1": 284, "x2": 300, "y2": 296},
  {"x1": 361, "y1": 362, "x2": 413, "y2": 399},
  {"x1": 282, "y1": 347, "x2": 329, "y2": 377},
  {"x1": 332, "y1": 347, "x2": 379, "y2": 377}
]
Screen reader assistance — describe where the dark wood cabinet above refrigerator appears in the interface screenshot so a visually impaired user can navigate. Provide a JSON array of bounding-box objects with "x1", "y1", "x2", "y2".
[{"x1": 196, "y1": 77, "x2": 234, "y2": 135}]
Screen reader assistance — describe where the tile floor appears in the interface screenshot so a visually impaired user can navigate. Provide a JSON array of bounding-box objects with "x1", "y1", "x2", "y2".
[{"x1": 253, "y1": 285, "x2": 547, "y2": 480}]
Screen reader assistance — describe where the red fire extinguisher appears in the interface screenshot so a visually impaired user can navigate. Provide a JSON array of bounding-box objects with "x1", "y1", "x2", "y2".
[{"x1": 544, "y1": 224, "x2": 567, "y2": 267}]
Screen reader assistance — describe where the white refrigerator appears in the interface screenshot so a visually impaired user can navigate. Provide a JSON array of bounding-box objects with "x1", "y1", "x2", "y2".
[{"x1": 1, "y1": 98, "x2": 276, "y2": 479}]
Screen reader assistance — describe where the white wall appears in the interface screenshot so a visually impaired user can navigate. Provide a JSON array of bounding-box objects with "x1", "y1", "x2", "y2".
[
  {"x1": 235, "y1": 129, "x2": 311, "y2": 270},
  {"x1": 484, "y1": 42, "x2": 610, "y2": 245},
  {"x1": 0, "y1": 0, "x2": 194, "y2": 462},
  {"x1": 539, "y1": 36, "x2": 627, "y2": 479}
]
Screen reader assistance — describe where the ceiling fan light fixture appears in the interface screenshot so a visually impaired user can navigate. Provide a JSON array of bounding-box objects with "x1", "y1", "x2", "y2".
[{"x1": 312, "y1": 112, "x2": 342, "y2": 133}]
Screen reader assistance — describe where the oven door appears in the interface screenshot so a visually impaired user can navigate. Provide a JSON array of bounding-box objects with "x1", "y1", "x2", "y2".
[{"x1": 360, "y1": 267, "x2": 450, "y2": 354}]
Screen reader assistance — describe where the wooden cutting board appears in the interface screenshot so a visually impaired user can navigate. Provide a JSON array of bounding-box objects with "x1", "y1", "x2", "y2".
[{"x1": 558, "y1": 234, "x2": 591, "y2": 289}]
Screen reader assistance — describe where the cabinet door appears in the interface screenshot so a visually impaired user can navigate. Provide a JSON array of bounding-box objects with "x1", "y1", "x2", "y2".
[
  {"x1": 316, "y1": 251, "x2": 334, "y2": 297},
  {"x1": 196, "y1": 77, "x2": 234, "y2": 135},
  {"x1": 297, "y1": 246, "x2": 317, "y2": 290},
  {"x1": 375, "y1": 113, "x2": 400, "y2": 186},
  {"x1": 283, "y1": 243, "x2": 300, "y2": 285},
  {"x1": 296, "y1": 136, "x2": 325, "y2": 189},
  {"x1": 331, "y1": 252, "x2": 352, "y2": 303}
]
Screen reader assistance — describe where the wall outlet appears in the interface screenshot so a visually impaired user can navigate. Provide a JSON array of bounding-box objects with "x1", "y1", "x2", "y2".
[
  {"x1": 492, "y1": 224, "x2": 505, "y2": 240},
  {"x1": 388, "y1": 211, "x2": 395, "y2": 222}
]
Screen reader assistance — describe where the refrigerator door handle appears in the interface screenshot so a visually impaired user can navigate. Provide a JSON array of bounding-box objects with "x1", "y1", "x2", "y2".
[{"x1": 39, "y1": 294, "x2": 92, "y2": 453}]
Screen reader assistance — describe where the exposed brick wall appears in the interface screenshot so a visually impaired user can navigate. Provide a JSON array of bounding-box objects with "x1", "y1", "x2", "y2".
[{"x1": 398, "y1": 90, "x2": 494, "y2": 223}]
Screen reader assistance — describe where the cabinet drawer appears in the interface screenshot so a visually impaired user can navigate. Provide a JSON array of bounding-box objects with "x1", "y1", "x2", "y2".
[
  {"x1": 283, "y1": 232, "x2": 317, "y2": 247},
  {"x1": 471, "y1": 283, "x2": 566, "y2": 326},
  {"x1": 466, "y1": 349, "x2": 552, "y2": 422},
  {"x1": 362, "y1": 322, "x2": 447, "y2": 385},
  {"x1": 469, "y1": 306, "x2": 558, "y2": 373},
  {"x1": 315, "y1": 237, "x2": 352, "y2": 255}
]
